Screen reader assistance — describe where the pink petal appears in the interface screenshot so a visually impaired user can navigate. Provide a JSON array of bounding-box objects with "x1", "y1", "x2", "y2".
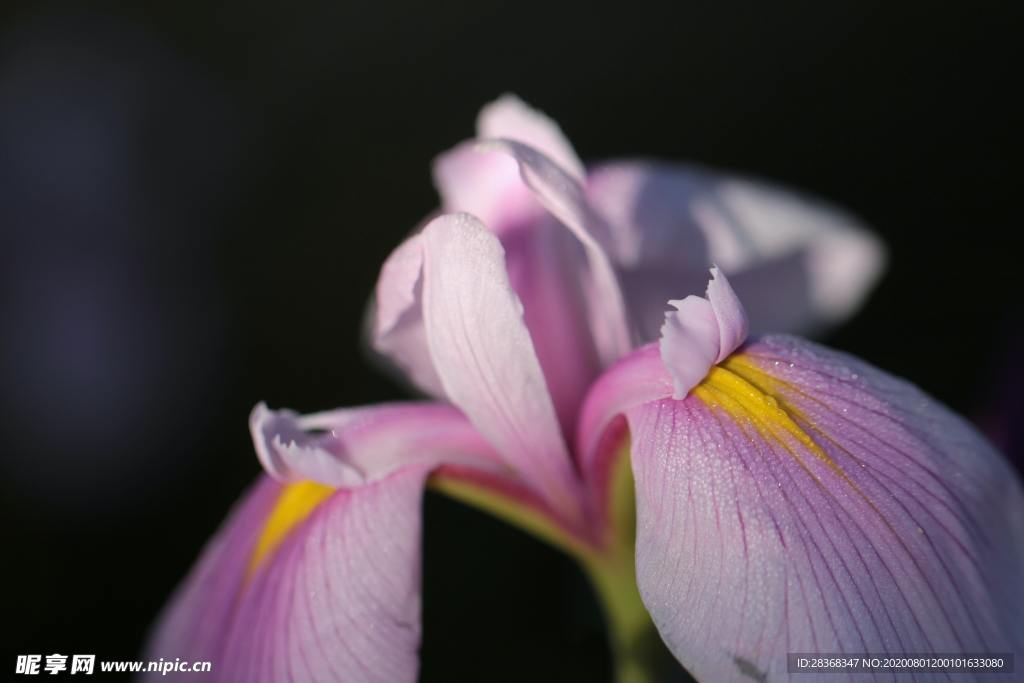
[
  {"x1": 149, "y1": 401, "x2": 512, "y2": 681},
  {"x1": 144, "y1": 476, "x2": 283, "y2": 674},
  {"x1": 432, "y1": 141, "x2": 605, "y2": 431},
  {"x1": 221, "y1": 467, "x2": 430, "y2": 683},
  {"x1": 146, "y1": 468, "x2": 432, "y2": 682},
  {"x1": 369, "y1": 211, "x2": 601, "y2": 465},
  {"x1": 573, "y1": 344, "x2": 673, "y2": 531},
  {"x1": 430, "y1": 147, "x2": 604, "y2": 430},
  {"x1": 627, "y1": 335, "x2": 1024, "y2": 681},
  {"x1": 499, "y1": 217, "x2": 602, "y2": 436},
  {"x1": 576, "y1": 344, "x2": 673, "y2": 474},
  {"x1": 660, "y1": 267, "x2": 749, "y2": 399},
  {"x1": 477, "y1": 94, "x2": 585, "y2": 182},
  {"x1": 480, "y1": 139, "x2": 633, "y2": 366},
  {"x1": 370, "y1": 233, "x2": 446, "y2": 397},
  {"x1": 427, "y1": 98, "x2": 633, "y2": 421},
  {"x1": 431, "y1": 94, "x2": 583, "y2": 234},
  {"x1": 420, "y1": 213, "x2": 584, "y2": 520},
  {"x1": 586, "y1": 161, "x2": 887, "y2": 340},
  {"x1": 432, "y1": 141, "x2": 536, "y2": 235}
]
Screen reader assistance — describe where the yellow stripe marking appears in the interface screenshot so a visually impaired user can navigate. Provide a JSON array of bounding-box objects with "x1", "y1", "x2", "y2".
[
  {"x1": 693, "y1": 354, "x2": 891, "y2": 529},
  {"x1": 692, "y1": 359, "x2": 846, "y2": 482},
  {"x1": 247, "y1": 481, "x2": 335, "y2": 579}
]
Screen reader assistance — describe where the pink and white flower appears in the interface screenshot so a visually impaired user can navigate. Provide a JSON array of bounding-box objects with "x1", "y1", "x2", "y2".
[{"x1": 147, "y1": 96, "x2": 1022, "y2": 682}]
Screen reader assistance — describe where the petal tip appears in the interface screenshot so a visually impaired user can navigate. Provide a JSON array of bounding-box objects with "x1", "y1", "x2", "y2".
[{"x1": 475, "y1": 95, "x2": 585, "y2": 181}]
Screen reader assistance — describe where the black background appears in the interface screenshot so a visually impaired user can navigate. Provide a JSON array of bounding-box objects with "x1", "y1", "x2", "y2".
[{"x1": 1, "y1": 1, "x2": 1020, "y2": 681}]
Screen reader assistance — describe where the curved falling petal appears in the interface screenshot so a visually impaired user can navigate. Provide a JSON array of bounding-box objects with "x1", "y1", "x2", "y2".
[
  {"x1": 145, "y1": 402, "x2": 512, "y2": 682},
  {"x1": 145, "y1": 476, "x2": 283, "y2": 677},
  {"x1": 626, "y1": 335, "x2": 1024, "y2": 682},
  {"x1": 218, "y1": 466, "x2": 429, "y2": 683},
  {"x1": 145, "y1": 470, "x2": 427, "y2": 683}
]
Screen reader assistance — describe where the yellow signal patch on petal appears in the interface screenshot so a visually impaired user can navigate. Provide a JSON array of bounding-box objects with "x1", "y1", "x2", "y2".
[
  {"x1": 247, "y1": 481, "x2": 335, "y2": 579},
  {"x1": 692, "y1": 355, "x2": 842, "y2": 478},
  {"x1": 700, "y1": 351, "x2": 907, "y2": 551}
]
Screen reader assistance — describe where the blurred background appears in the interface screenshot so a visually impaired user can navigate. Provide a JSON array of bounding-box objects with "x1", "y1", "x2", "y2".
[{"x1": 1, "y1": 1, "x2": 1020, "y2": 680}]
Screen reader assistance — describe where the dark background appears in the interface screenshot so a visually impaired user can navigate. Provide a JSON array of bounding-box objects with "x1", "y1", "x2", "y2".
[{"x1": 1, "y1": 1, "x2": 1020, "y2": 680}]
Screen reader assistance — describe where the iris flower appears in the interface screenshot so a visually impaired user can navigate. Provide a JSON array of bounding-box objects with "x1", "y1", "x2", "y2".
[{"x1": 148, "y1": 96, "x2": 1023, "y2": 682}]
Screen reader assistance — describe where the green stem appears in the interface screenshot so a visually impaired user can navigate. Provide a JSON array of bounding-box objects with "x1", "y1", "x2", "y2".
[
  {"x1": 576, "y1": 442, "x2": 670, "y2": 683},
  {"x1": 580, "y1": 546, "x2": 664, "y2": 683}
]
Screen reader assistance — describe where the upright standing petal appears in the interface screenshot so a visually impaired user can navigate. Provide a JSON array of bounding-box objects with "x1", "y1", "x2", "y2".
[
  {"x1": 431, "y1": 97, "x2": 607, "y2": 429},
  {"x1": 586, "y1": 161, "x2": 886, "y2": 339},
  {"x1": 431, "y1": 94, "x2": 583, "y2": 235},
  {"x1": 432, "y1": 94, "x2": 584, "y2": 232},
  {"x1": 480, "y1": 139, "x2": 633, "y2": 365},
  {"x1": 369, "y1": 209, "x2": 602, "y2": 459},
  {"x1": 432, "y1": 142, "x2": 534, "y2": 234},
  {"x1": 499, "y1": 217, "x2": 602, "y2": 436},
  {"x1": 420, "y1": 213, "x2": 584, "y2": 520},
  {"x1": 476, "y1": 94, "x2": 586, "y2": 182},
  {"x1": 371, "y1": 233, "x2": 446, "y2": 397},
  {"x1": 627, "y1": 335, "x2": 1024, "y2": 682}
]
